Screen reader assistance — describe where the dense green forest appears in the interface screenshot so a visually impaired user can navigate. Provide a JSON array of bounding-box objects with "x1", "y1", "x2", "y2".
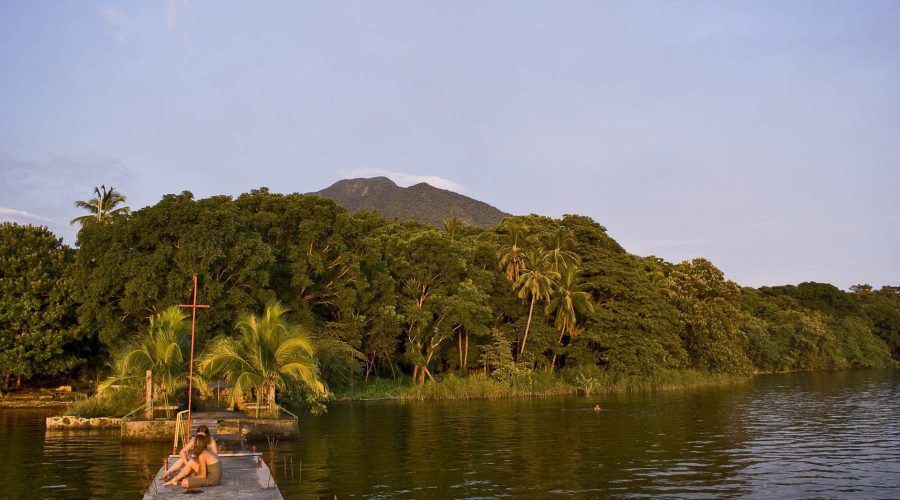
[{"x1": 1, "y1": 188, "x2": 898, "y2": 400}]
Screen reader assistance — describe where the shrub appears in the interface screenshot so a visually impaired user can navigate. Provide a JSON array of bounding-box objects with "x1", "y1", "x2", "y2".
[{"x1": 67, "y1": 385, "x2": 144, "y2": 418}]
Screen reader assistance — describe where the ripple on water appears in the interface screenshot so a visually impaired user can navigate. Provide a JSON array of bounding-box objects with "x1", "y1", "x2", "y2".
[{"x1": 3, "y1": 371, "x2": 900, "y2": 498}]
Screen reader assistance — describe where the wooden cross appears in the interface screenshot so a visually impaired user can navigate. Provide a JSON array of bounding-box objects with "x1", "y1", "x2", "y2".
[{"x1": 179, "y1": 274, "x2": 210, "y2": 433}]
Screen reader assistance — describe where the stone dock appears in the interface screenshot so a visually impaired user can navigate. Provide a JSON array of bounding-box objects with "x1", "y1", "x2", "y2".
[
  {"x1": 46, "y1": 410, "x2": 299, "y2": 442},
  {"x1": 143, "y1": 453, "x2": 283, "y2": 500}
]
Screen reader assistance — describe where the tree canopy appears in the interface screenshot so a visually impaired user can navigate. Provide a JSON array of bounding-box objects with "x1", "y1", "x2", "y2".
[
  {"x1": 0, "y1": 223, "x2": 83, "y2": 388},
  {"x1": 5, "y1": 188, "x2": 897, "y2": 392}
]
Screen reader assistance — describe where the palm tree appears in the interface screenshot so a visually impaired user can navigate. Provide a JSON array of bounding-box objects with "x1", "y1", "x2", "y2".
[
  {"x1": 541, "y1": 227, "x2": 580, "y2": 273},
  {"x1": 498, "y1": 222, "x2": 529, "y2": 282},
  {"x1": 199, "y1": 301, "x2": 326, "y2": 417},
  {"x1": 102, "y1": 306, "x2": 191, "y2": 404},
  {"x1": 513, "y1": 249, "x2": 559, "y2": 357},
  {"x1": 442, "y1": 217, "x2": 463, "y2": 243},
  {"x1": 70, "y1": 185, "x2": 130, "y2": 226},
  {"x1": 545, "y1": 262, "x2": 594, "y2": 369}
]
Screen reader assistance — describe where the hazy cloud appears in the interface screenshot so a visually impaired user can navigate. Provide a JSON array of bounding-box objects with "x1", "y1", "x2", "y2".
[
  {"x1": 2, "y1": 2, "x2": 897, "y2": 286},
  {"x1": 344, "y1": 169, "x2": 464, "y2": 193},
  {"x1": 0, "y1": 151, "x2": 134, "y2": 244},
  {"x1": 0, "y1": 207, "x2": 53, "y2": 223}
]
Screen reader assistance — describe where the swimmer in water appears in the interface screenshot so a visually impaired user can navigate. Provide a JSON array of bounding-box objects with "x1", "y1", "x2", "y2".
[{"x1": 594, "y1": 404, "x2": 601, "y2": 411}]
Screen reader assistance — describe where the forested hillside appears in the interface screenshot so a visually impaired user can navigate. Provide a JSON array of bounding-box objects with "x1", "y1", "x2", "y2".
[
  {"x1": 1, "y1": 188, "x2": 897, "y2": 393},
  {"x1": 312, "y1": 177, "x2": 510, "y2": 228}
]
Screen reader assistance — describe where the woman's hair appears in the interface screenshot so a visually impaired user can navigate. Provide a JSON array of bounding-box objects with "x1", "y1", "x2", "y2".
[
  {"x1": 193, "y1": 434, "x2": 208, "y2": 456},
  {"x1": 197, "y1": 425, "x2": 210, "y2": 436}
]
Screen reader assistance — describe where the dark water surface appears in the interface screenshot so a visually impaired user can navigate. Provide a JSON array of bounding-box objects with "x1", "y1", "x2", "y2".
[{"x1": 2, "y1": 370, "x2": 898, "y2": 499}]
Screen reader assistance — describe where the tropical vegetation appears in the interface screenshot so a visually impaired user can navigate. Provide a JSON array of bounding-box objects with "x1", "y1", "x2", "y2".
[
  {"x1": 2, "y1": 185, "x2": 898, "y2": 413},
  {"x1": 70, "y1": 184, "x2": 130, "y2": 226},
  {"x1": 199, "y1": 301, "x2": 327, "y2": 416},
  {"x1": 99, "y1": 306, "x2": 192, "y2": 404}
]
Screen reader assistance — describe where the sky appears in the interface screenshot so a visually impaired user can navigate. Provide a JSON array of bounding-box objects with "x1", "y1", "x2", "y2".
[{"x1": 1, "y1": 1, "x2": 898, "y2": 289}]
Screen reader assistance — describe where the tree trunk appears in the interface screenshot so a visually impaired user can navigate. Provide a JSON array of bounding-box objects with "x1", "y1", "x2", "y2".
[
  {"x1": 255, "y1": 385, "x2": 264, "y2": 418},
  {"x1": 421, "y1": 347, "x2": 438, "y2": 383},
  {"x1": 519, "y1": 295, "x2": 537, "y2": 356},
  {"x1": 365, "y1": 352, "x2": 374, "y2": 381},
  {"x1": 145, "y1": 370, "x2": 153, "y2": 420},
  {"x1": 463, "y1": 333, "x2": 469, "y2": 370},
  {"x1": 268, "y1": 383, "x2": 277, "y2": 417},
  {"x1": 549, "y1": 320, "x2": 567, "y2": 373}
]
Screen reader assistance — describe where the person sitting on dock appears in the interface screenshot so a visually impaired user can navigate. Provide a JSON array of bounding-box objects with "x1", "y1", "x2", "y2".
[
  {"x1": 164, "y1": 434, "x2": 221, "y2": 488},
  {"x1": 163, "y1": 425, "x2": 218, "y2": 479}
]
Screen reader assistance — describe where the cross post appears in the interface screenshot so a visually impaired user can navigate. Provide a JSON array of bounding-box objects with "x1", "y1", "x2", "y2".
[{"x1": 178, "y1": 274, "x2": 210, "y2": 437}]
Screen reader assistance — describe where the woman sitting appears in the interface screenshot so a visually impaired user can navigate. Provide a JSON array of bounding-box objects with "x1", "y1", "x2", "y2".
[
  {"x1": 164, "y1": 434, "x2": 221, "y2": 488},
  {"x1": 163, "y1": 425, "x2": 218, "y2": 479}
]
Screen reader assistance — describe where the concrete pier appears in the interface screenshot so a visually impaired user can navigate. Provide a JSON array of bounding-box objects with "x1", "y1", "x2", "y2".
[
  {"x1": 46, "y1": 416, "x2": 122, "y2": 430},
  {"x1": 143, "y1": 453, "x2": 283, "y2": 500},
  {"x1": 120, "y1": 410, "x2": 299, "y2": 442}
]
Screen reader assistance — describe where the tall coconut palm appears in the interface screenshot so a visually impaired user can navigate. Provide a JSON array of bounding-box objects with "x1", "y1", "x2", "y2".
[
  {"x1": 513, "y1": 249, "x2": 559, "y2": 356},
  {"x1": 70, "y1": 185, "x2": 130, "y2": 226},
  {"x1": 102, "y1": 306, "x2": 191, "y2": 403},
  {"x1": 541, "y1": 227, "x2": 580, "y2": 273},
  {"x1": 545, "y1": 262, "x2": 594, "y2": 369},
  {"x1": 498, "y1": 222, "x2": 529, "y2": 282},
  {"x1": 442, "y1": 217, "x2": 463, "y2": 243},
  {"x1": 199, "y1": 302, "x2": 326, "y2": 417},
  {"x1": 546, "y1": 263, "x2": 594, "y2": 342}
]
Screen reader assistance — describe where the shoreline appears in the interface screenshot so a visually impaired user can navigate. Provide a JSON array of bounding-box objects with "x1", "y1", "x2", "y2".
[
  {"x1": 0, "y1": 388, "x2": 86, "y2": 409},
  {"x1": 328, "y1": 369, "x2": 751, "y2": 403},
  {"x1": 0, "y1": 400, "x2": 70, "y2": 408},
  {"x1": 6, "y1": 367, "x2": 896, "y2": 411}
]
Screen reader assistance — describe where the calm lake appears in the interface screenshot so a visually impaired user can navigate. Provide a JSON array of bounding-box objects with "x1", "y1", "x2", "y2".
[{"x1": 2, "y1": 370, "x2": 898, "y2": 499}]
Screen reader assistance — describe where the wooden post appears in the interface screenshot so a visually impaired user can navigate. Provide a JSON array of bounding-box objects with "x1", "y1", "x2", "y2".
[
  {"x1": 145, "y1": 369, "x2": 153, "y2": 420},
  {"x1": 179, "y1": 274, "x2": 210, "y2": 433}
]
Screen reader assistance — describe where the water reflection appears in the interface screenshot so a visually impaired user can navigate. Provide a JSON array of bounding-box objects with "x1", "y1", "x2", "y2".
[
  {"x1": 0, "y1": 370, "x2": 897, "y2": 498},
  {"x1": 280, "y1": 371, "x2": 900, "y2": 498},
  {"x1": 0, "y1": 409, "x2": 169, "y2": 499}
]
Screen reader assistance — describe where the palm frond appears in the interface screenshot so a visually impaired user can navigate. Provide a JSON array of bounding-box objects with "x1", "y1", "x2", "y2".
[{"x1": 201, "y1": 301, "x2": 327, "y2": 413}]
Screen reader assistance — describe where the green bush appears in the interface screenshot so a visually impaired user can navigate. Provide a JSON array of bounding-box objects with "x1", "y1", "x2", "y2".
[
  {"x1": 66, "y1": 385, "x2": 144, "y2": 418},
  {"x1": 330, "y1": 366, "x2": 748, "y2": 402},
  {"x1": 330, "y1": 377, "x2": 411, "y2": 400}
]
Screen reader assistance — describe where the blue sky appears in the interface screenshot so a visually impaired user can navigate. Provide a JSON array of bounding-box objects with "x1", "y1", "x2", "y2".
[{"x1": 1, "y1": 1, "x2": 898, "y2": 289}]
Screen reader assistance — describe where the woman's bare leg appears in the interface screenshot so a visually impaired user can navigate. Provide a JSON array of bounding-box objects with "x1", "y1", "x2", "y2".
[
  {"x1": 164, "y1": 459, "x2": 198, "y2": 486},
  {"x1": 164, "y1": 456, "x2": 185, "y2": 478}
]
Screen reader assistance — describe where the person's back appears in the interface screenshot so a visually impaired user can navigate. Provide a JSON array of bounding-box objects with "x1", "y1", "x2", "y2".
[
  {"x1": 202, "y1": 449, "x2": 218, "y2": 465},
  {"x1": 163, "y1": 425, "x2": 218, "y2": 479},
  {"x1": 184, "y1": 435, "x2": 220, "y2": 488},
  {"x1": 166, "y1": 434, "x2": 221, "y2": 489}
]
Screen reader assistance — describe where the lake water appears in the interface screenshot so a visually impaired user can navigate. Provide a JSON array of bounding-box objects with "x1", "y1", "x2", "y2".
[{"x1": 2, "y1": 370, "x2": 898, "y2": 499}]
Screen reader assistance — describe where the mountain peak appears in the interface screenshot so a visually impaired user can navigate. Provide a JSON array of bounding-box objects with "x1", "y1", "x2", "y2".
[
  {"x1": 312, "y1": 177, "x2": 510, "y2": 228},
  {"x1": 361, "y1": 176, "x2": 398, "y2": 187}
]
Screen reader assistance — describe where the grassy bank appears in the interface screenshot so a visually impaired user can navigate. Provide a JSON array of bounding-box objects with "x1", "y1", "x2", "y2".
[
  {"x1": 61, "y1": 370, "x2": 749, "y2": 417},
  {"x1": 65, "y1": 386, "x2": 144, "y2": 418},
  {"x1": 332, "y1": 369, "x2": 748, "y2": 402}
]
